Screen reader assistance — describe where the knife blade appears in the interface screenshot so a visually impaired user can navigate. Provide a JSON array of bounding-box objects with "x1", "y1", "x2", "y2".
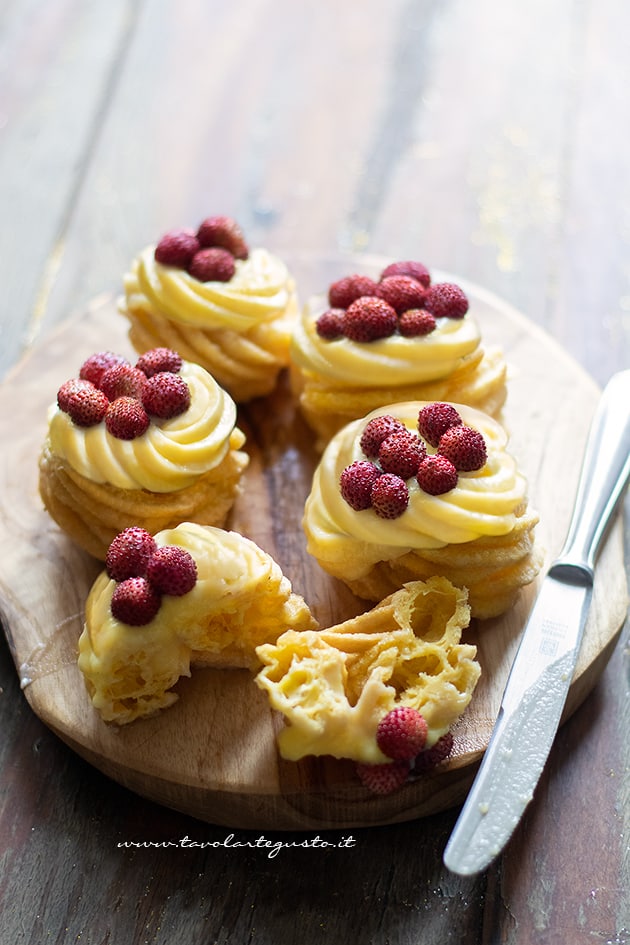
[{"x1": 443, "y1": 369, "x2": 630, "y2": 876}]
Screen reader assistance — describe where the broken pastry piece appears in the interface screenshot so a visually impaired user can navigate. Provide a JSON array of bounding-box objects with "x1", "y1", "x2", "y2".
[
  {"x1": 78, "y1": 522, "x2": 316, "y2": 724},
  {"x1": 255, "y1": 577, "x2": 480, "y2": 791}
]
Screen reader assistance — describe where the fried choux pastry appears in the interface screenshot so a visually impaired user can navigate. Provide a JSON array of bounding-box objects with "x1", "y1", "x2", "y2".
[
  {"x1": 39, "y1": 347, "x2": 248, "y2": 560},
  {"x1": 119, "y1": 215, "x2": 298, "y2": 402},
  {"x1": 290, "y1": 261, "x2": 507, "y2": 447},
  {"x1": 302, "y1": 401, "x2": 542, "y2": 619}
]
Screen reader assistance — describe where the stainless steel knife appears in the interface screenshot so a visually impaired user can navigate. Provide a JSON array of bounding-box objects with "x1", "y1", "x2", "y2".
[{"x1": 443, "y1": 369, "x2": 630, "y2": 876}]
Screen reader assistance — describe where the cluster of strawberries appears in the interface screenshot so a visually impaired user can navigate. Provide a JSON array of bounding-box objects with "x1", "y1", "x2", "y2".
[
  {"x1": 340, "y1": 403, "x2": 487, "y2": 519},
  {"x1": 153, "y1": 214, "x2": 249, "y2": 283},
  {"x1": 356, "y1": 706, "x2": 454, "y2": 794},
  {"x1": 316, "y1": 261, "x2": 469, "y2": 342},
  {"x1": 57, "y1": 347, "x2": 191, "y2": 440},
  {"x1": 105, "y1": 526, "x2": 198, "y2": 626}
]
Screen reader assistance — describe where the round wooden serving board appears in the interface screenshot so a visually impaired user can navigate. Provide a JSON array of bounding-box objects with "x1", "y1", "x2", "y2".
[{"x1": 0, "y1": 254, "x2": 627, "y2": 830}]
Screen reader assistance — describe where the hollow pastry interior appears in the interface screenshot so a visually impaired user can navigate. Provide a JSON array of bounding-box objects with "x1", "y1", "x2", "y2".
[{"x1": 255, "y1": 576, "x2": 480, "y2": 764}]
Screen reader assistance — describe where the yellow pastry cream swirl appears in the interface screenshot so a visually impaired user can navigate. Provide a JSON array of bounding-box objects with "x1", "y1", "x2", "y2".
[
  {"x1": 46, "y1": 361, "x2": 240, "y2": 492},
  {"x1": 78, "y1": 523, "x2": 317, "y2": 724},
  {"x1": 303, "y1": 402, "x2": 542, "y2": 618},
  {"x1": 126, "y1": 246, "x2": 294, "y2": 331},
  {"x1": 120, "y1": 247, "x2": 299, "y2": 401},
  {"x1": 292, "y1": 293, "x2": 482, "y2": 386},
  {"x1": 38, "y1": 360, "x2": 249, "y2": 559}
]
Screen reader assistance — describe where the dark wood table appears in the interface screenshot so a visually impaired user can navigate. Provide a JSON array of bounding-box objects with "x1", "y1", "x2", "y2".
[{"x1": 2, "y1": 2, "x2": 629, "y2": 941}]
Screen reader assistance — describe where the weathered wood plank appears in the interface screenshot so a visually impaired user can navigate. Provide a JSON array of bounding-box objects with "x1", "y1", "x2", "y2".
[
  {"x1": 0, "y1": 0, "x2": 135, "y2": 378},
  {"x1": 39, "y1": 0, "x2": 414, "y2": 334},
  {"x1": 551, "y1": 0, "x2": 630, "y2": 385}
]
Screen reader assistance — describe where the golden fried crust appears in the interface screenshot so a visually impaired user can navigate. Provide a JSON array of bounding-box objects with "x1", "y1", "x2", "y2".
[
  {"x1": 38, "y1": 442, "x2": 248, "y2": 560},
  {"x1": 292, "y1": 346, "x2": 507, "y2": 449},
  {"x1": 124, "y1": 303, "x2": 294, "y2": 403},
  {"x1": 342, "y1": 506, "x2": 543, "y2": 619}
]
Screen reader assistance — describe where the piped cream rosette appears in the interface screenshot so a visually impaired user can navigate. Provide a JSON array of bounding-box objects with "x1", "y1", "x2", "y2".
[
  {"x1": 290, "y1": 293, "x2": 507, "y2": 447},
  {"x1": 39, "y1": 361, "x2": 249, "y2": 560},
  {"x1": 120, "y1": 247, "x2": 299, "y2": 401},
  {"x1": 303, "y1": 402, "x2": 542, "y2": 619},
  {"x1": 78, "y1": 522, "x2": 317, "y2": 724},
  {"x1": 255, "y1": 577, "x2": 479, "y2": 764}
]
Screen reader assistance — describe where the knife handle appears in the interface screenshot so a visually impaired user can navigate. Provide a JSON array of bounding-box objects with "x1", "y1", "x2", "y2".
[{"x1": 554, "y1": 370, "x2": 630, "y2": 577}]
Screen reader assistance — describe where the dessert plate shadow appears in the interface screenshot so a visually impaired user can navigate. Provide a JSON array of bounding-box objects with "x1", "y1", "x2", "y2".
[{"x1": 0, "y1": 254, "x2": 627, "y2": 830}]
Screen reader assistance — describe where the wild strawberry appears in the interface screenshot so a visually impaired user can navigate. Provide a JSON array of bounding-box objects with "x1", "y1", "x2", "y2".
[
  {"x1": 57, "y1": 378, "x2": 97, "y2": 413},
  {"x1": 378, "y1": 430, "x2": 426, "y2": 479},
  {"x1": 315, "y1": 308, "x2": 345, "y2": 340},
  {"x1": 142, "y1": 372, "x2": 191, "y2": 419},
  {"x1": 370, "y1": 473, "x2": 409, "y2": 519},
  {"x1": 376, "y1": 275, "x2": 427, "y2": 314},
  {"x1": 196, "y1": 216, "x2": 249, "y2": 259},
  {"x1": 79, "y1": 351, "x2": 129, "y2": 387},
  {"x1": 60, "y1": 381, "x2": 110, "y2": 427},
  {"x1": 438, "y1": 425, "x2": 487, "y2": 471},
  {"x1": 359, "y1": 414, "x2": 406, "y2": 459},
  {"x1": 398, "y1": 309, "x2": 437, "y2": 337},
  {"x1": 188, "y1": 247, "x2": 235, "y2": 282},
  {"x1": 136, "y1": 347, "x2": 183, "y2": 378},
  {"x1": 99, "y1": 363, "x2": 147, "y2": 401},
  {"x1": 105, "y1": 396, "x2": 150, "y2": 440},
  {"x1": 106, "y1": 527, "x2": 158, "y2": 582},
  {"x1": 416, "y1": 454, "x2": 459, "y2": 495},
  {"x1": 339, "y1": 461, "x2": 381, "y2": 511},
  {"x1": 376, "y1": 707, "x2": 428, "y2": 760},
  {"x1": 417, "y1": 402, "x2": 462, "y2": 447},
  {"x1": 380, "y1": 260, "x2": 431, "y2": 287},
  {"x1": 343, "y1": 297, "x2": 398, "y2": 343},
  {"x1": 356, "y1": 760, "x2": 410, "y2": 795},
  {"x1": 110, "y1": 576, "x2": 162, "y2": 626},
  {"x1": 154, "y1": 229, "x2": 200, "y2": 268},
  {"x1": 424, "y1": 282, "x2": 469, "y2": 319},
  {"x1": 328, "y1": 274, "x2": 379, "y2": 309},
  {"x1": 146, "y1": 545, "x2": 197, "y2": 596},
  {"x1": 412, "y1": 731, "x2": 454, "y2": 774}
]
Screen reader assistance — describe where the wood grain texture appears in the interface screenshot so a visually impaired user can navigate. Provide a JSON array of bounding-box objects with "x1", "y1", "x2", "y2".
[
  {"x1": 1, "y1": 0, "x2": 630, "y2": 941},
  {"x1": 1, "y1": 260, "x2": 626, "y2": 834},
  {"x1": 0, "y1": 0, "x2": 134, "y2": 373}
]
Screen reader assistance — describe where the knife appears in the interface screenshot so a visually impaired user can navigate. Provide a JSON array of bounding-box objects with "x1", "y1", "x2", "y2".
[{"x1": 443, "y1": 369, "x2": 630, "y2": 876}]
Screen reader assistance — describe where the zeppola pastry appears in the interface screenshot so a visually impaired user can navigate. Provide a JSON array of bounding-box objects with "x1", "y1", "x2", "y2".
[
  {"x1": 290, "y1": 260, "x2": 507, "y2": 446},
  {"x1": 302, "y1": 400, "x2": 542, "y2": 619},
  {"x1": 39, "y1": 346, "x2": 248, "y2": 560},
  {"x1": 256, "y1": 577, "x2": 480, "y2": 793},
  {"x1": 78, "y1": 522, "x2": 317, "y2": 724},
  {"x1": 119, "y1": 215, "x2": 298, "y2": 402}
]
